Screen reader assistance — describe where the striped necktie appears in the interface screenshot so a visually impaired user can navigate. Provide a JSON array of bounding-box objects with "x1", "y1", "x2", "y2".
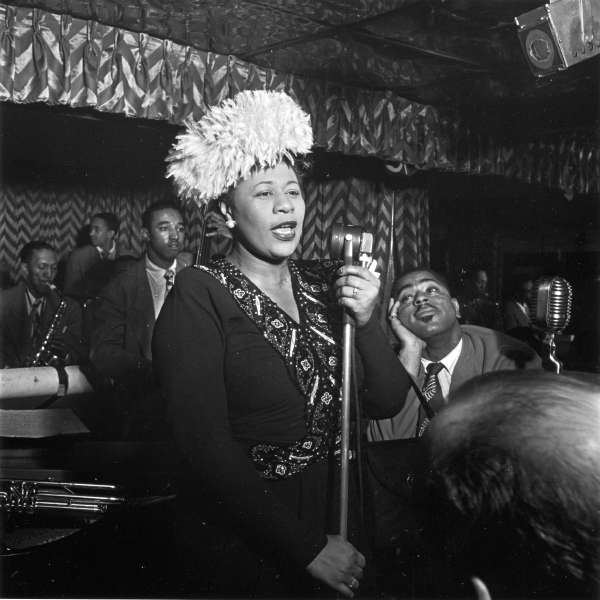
[
  {"x1": 417, "y1": 362, "x2": 445, "y2": 437},
  {"x1": 164, "y1": 269, "x2": 175, "y2": 295}
]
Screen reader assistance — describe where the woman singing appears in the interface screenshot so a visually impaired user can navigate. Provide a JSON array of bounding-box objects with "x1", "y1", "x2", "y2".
[{"x1": 153, "y1": 90, "x2": 409, "y2": 597}]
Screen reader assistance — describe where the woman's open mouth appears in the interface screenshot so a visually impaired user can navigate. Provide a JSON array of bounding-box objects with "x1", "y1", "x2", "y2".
[{"x1": 271, "y1": 221, "x2": 297, "y2": 241}]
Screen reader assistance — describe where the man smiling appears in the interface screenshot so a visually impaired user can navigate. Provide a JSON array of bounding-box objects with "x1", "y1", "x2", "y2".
[{"x1": 368, "y1": 267, "x2": 541, "y2": 440}]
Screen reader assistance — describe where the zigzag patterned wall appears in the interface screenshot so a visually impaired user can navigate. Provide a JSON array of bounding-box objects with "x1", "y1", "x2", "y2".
[
  {"x1": 301, "y1": 178, "x2": 429, "y2": 269},
  {"x1": 0, "y1": 182, "x2": 207, "y2": 279},
  {"x1": 0, "y1": 178, "x2": 429, "y2": 299}
]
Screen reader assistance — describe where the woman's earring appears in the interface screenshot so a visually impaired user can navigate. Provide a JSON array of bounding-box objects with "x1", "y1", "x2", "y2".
[{"x1": 225, "y1": 217, "x2": 236, "y2": 229}]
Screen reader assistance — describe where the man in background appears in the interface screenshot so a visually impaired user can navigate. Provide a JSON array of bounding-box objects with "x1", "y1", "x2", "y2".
[
  {"x1": 90, "y1": 201, "x2": 190, "y2": 438},
  {"x1": 0, "y1": 241, "x2": 84, "y2": 367},
  {"x1": 457, "y1": 267, "x2": 502, "y2": 330},
  {"x1": 63, "y1": 212, "x2": 122, "y2": 301},
  {"x1": 368, "y1": 267, "x2": 540, "y2": 440},
  {"x1": 420, "y1": 370, "x2": 600, "y2": 599},
  {"x1": 503, "y1": 274, "x2": 535, "y2": 342}
]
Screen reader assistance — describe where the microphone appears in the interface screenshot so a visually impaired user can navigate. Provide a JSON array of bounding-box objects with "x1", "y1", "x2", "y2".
[
  {"x1": 330, "y1": 223, "x2": 374, "y2": 267},
  {"x1": 529, "y1": 276, "x2": 573, "y2": 333},
  {"x1": 529, "y1": 276, "x2": 573, "y2": 373},
  {"x1": 328, "y1": 223, "x2": 374, "y2": 539}
]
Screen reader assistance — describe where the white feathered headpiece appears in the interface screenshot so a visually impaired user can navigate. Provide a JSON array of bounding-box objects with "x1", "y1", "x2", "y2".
[{"x1": 166, "y1": 90, "x2": 314, "y2": 205}]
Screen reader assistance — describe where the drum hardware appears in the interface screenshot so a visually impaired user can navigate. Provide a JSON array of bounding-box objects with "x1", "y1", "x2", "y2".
[{"x1": 1, "y1": 479, "x2": 126, "y2": 515}]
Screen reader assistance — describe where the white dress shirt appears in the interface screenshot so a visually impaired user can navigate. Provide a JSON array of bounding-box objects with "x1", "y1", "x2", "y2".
[
  {"x1": 421, "y1": 338, "x2": 463, "y2": 403},
  {"x1": 95, "y1": 242, "x2": 117, "y2": 261},
  {"x1": 145, "y1": 256, "x2": 177, "y2": 318}
]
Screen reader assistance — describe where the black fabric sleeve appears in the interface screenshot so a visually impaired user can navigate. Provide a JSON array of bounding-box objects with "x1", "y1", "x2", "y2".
[
  {"x1": 354, "y1": 311, "x2": 410, "y2": 419},
  {"x1": 63, "y1": 250, "x2": 85, "y2": 299},
  {"x1": 60, "y1": 297, "x2": 87, "y2": 366},
  {"x1": 90, "y1": 277, "x2": 151, "y2": 383},
  {"x1": 152, "y1": 268, "x2": 327, "y2": 569}
]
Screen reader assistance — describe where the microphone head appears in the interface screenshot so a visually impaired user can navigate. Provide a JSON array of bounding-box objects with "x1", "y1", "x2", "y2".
[
  {"x1": 329, "y1": 223, "x2": 372, "y2": 261},
  {"x1": 329, "y1": 223, "x2": 347, "y2": 260},
  {"x1": 529, "y1": 276, "x2": 573, "y2": 333}
]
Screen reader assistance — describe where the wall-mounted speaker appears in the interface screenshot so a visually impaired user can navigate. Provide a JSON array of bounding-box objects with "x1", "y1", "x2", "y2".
[{"x1": 515, "y1": 0, "x2": 600, "y2": 77}]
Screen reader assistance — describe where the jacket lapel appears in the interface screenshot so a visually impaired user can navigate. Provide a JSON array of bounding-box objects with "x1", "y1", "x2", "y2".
[
  {"x1": 132, "y1": 259, "x2": 155, "y2": 359},
  {"x1": 39, "y1": 289, "x2": 60, "y2": 332},
  {"x1": 132, "y1": 257, "x2": 187, "y2": 359},
  {"x1": 448, "y1": 331, "x2": 478, "y2": 392}
]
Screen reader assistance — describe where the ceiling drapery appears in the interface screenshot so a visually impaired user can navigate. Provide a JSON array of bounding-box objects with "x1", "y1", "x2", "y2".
[
  {"x1": 0, "y1": 3, "x2": 455, "y2": 170},
  {"x1": 0, "y1": 2, "x2": 597, "y2": 195},
  {"x1": 450, "y1": 129, "x2": 600, "y2": 197}
]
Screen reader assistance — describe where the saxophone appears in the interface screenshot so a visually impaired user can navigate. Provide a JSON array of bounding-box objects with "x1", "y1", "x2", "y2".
[{"x1": 29, "y1": 286, "x2": 69, "y2": 367}]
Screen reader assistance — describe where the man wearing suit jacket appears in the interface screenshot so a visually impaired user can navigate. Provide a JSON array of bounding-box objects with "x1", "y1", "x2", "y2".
[
  {"x1": 368, "y1": 268, "x2": 541, "y2": 441},
  {"x1": 90, "y1": 201, "x2": 190, "y2": 438},
  {"x1": 503, "y1": 275, "x2": 535, "y2": 338},
  {"x1": 0, "y1": 241, "x2": 85, "y2": 368},
  {"x1": 63, "y1": 212, "x2": 125, "y2": 301}
]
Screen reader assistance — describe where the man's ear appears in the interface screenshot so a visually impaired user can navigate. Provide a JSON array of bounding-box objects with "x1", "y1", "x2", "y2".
[
  {"x1": 471, "y1": 576, "x2": 492, "y2": 600},
  {"x1": 140, "y1": 227, "x2": 150, "y2": 243},
  {"x1": 452, "y1": 297, "x2": 461, "y2": 319}
]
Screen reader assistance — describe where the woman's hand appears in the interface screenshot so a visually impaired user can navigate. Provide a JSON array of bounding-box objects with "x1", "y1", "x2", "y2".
[
  {"x1": 306, "y1": 534, "x2": 365, "y2": 597},
  {"x1": 335, "y1": 264, "x2": 381, "y2": 328},
  {"x1": 388, "y1": 298, "x2": 426, "y2": 376}
]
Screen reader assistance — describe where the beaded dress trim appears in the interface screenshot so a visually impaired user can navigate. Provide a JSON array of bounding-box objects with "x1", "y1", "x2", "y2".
[{"x1": 198, "y1": 258, "x2": 343, "y2": 480}]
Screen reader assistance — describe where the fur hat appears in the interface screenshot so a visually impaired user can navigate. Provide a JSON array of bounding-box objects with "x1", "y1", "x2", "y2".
[{"x1": 166, "y1": 90, "x2": 313, "y2": 205}]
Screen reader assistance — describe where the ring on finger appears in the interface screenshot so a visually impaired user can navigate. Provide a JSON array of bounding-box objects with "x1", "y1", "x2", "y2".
[
  {"x1": 349, "y1": 577, "x2": 359, "y2": 590},
  {"x1": 352, "y1": 286, "x2": 359, "y2": 298}
]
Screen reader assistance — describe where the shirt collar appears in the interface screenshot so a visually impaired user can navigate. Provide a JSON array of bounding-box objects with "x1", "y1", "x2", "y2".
[
  {"x1": 96, "y1": 242, "x2": 117, "y2": 260},
  {"x1": 25, "y1": 288, "x2": 44, "y2": 312},
  {"x1": 421, "y1": 337, "x2": 463, "y2": 376},
  {"x1": 145, "y1": 255, "x2": 177, "y2": 276}
]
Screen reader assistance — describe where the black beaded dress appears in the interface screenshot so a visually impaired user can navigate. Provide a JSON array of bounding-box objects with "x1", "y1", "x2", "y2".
[{"x1": 152, "y1": 258, "x2": 409, "y2": 595}]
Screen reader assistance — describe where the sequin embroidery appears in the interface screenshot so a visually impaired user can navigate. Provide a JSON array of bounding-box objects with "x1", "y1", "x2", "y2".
[{"x1": 201, "y1": 258, "x2": 343, "y2": 480}]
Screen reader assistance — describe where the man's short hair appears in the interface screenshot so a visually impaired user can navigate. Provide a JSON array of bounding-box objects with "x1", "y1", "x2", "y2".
[
  {"x1": 391, "y1": 266, "x2": 452, "y2": 299},
  {"x1": 19, "y1": 241, "x2": 55, "y2": 264},
  {"x1": 420, "y1": 370, "x2": 600, "y2": 598},
  {"x1": 141, "y1": 201, "x2": 183, "y2": 231},
  {"x1": 92, "y1": 212, "x2": 119, "y2": 233}
]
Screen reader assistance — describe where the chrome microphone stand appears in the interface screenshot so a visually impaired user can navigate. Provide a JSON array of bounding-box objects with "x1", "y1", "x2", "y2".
[
  {"x1": 339, "y1": 233, "x2": 355, "y2": 540},
  {"x1": 338, "y1": 232, "x2": 374, "y2": 539}
]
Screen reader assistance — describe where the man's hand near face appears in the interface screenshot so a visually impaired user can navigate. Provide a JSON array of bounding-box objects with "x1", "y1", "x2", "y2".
[{"x1": 388, "y1": 297, "x2": 426, "y2": 377}]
